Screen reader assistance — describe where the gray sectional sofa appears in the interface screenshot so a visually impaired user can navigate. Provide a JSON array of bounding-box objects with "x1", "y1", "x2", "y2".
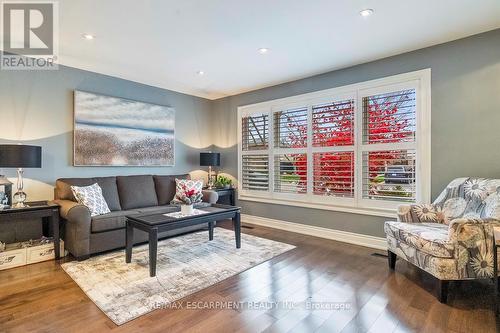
[{"x1": 53, "y1": 174, "x2": 218, "y2": 260}]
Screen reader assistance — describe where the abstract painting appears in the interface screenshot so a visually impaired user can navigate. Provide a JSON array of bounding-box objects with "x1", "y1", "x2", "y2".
[{"x1": 74, "y1": 91, "x2": 175, "y2": 166}]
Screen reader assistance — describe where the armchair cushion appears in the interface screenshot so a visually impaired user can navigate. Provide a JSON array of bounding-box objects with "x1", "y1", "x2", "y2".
[
  {"x1": 397, "y1": 204, "x2": 446, "y2": 223},
  {"x1": 385, "y1": 221, "x2": 454, "y2": 258},
  {"x1": 386, "y1": 235, "x2": 458, "y2": 280}
]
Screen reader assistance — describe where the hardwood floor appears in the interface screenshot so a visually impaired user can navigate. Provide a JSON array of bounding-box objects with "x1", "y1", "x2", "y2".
[{"x1": 0, "y1": 221, "x2": 498, "y2": 332}]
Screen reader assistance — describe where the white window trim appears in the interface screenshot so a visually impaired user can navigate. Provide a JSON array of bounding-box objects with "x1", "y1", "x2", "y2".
[{"x1": 237, "y1": 69, "x2": 431, "y2": 218}]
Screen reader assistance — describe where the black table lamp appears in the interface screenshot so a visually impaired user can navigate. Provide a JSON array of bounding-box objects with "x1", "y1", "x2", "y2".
[
  {"x1": 0, "y1": 144, "x2": 42, "y2": 208},
  {"x1": 200, "y1": 152, "x2": 220, "y2": 189}
]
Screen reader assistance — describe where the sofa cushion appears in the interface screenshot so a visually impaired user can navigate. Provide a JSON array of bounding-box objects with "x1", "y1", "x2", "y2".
[
  {"x1": 153, "y1": 174, "x2": 190, "y2": 205},
  {"x1": 94, "y1": 177, "x2": 122, "y2": 211},
  {"x1": 384, "y1": 221, "x2": 455, "y2": 258},
  {"x1": 56, "y1": 177, "x2": 121, "y2": 211},
  {"x1": 91, "y1": 210, "x2": 138, "y2": 233},
  {"x1": 90, "y1": 204, "x2": 207, "y2": 233},
  {"x1": 117, "y1": 175, "x2": 158, "y2": 210}
]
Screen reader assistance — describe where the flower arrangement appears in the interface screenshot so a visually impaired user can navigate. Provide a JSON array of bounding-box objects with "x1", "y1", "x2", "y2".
[{"x1": 177, "y1": 184, "x2": 202, "y2": 205}]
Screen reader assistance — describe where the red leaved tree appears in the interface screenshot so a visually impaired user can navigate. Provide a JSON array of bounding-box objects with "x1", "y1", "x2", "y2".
[{"x1": 282, "y1": 91, "x2": 414, "y2": 196}]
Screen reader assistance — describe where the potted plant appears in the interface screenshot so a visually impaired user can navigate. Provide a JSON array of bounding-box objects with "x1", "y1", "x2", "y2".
[
  {"x1": 215, "y1": 175, "x2": 232, "y2": 189},
  {"x1": 178, "y1": 185, "x2": 203, "y2": 215}
]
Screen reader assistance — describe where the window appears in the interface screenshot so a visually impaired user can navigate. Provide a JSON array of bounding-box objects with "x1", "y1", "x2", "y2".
[{"x1": 238, "y1": 70, "x2": 431, "y2": 216}]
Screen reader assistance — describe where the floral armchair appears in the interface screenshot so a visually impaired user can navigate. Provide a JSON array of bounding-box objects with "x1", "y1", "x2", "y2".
[{"x1": 385, "y1": 177, "x2": 500, "y2": 303}]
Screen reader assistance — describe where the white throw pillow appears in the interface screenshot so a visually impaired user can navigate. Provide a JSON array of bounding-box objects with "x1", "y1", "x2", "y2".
[{"x1": 71, "y1": 183, "x2": 111, "y2": 217}]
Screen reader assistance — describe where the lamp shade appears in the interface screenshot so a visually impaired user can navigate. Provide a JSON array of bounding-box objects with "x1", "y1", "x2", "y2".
[
  {"x1": 200, "y1": 152, "x2": 220, "y2": 167},
  {"x1": 0, "y1": 145, "x2": 42, "y2": 168}
]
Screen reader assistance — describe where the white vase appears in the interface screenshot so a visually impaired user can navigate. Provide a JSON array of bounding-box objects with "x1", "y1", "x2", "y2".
[{"x1": 181, "y1": 204, "x2": 194, "y2": 215}]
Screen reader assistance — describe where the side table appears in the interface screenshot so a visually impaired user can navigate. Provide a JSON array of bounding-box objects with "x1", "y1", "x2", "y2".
[{"x1": 0, "y1": 201, "x2": 60, "y2": 259}]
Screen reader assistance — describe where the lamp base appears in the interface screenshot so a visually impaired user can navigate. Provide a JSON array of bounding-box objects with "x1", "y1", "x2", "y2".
[
  {"x1": 13, "y1": 191, "x2": 27, "y2": 208},
  {"x1": 13, "y1": 168, "x2": 28, "y2": 208},
  {"x1": 207, "y1": 165, "x2": 214, "y2": 189}
]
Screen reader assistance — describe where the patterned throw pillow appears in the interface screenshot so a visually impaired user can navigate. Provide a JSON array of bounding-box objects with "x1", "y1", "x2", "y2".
[
  {"x1": 171, "y1": 179, "x2": 203, "y2": 205},
  {"x1": 71, "y1": 183, "x2": 111, "y2": 217}
]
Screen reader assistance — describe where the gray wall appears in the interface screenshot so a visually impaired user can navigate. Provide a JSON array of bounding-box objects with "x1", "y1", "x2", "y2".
[
  {"x1": 0, "y1": 62, "x2": 214, "y2": 201},
  {"x1": 211, "y1": 29, "x2": 500, "y2": 238},
  {"x1": 1, "y1": 29, "x2": 499, "y2": 239}
]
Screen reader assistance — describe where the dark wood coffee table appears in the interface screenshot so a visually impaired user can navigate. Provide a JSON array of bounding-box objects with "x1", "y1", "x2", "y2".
[{"x1": 125, "y1": 204, "x2": 241, "y2": 277}]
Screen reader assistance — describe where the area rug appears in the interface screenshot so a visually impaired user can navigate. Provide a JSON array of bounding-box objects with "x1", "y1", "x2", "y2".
[{"x1": 61, "y1": 228, "x2": 295, "y2": 325}]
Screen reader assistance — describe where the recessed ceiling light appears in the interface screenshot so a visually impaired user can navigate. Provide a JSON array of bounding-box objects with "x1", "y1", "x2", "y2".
[
  {"x1": 197, "y1": 70, "x2": 205, "y2": 76},
  {"x1": 82, "y1": 33, "x2": 95, "y2": 40},
  {"x1": 359, "y1": 9, "x2": 374, "y2": 17},
  {"x1": 258, "y1": 48, "x2": 269, "y2": 54}
]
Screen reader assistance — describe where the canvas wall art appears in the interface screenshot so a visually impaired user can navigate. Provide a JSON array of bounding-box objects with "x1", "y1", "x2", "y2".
[{"x1": 74, "y1": 91, "x2": 175, "y2": 166}]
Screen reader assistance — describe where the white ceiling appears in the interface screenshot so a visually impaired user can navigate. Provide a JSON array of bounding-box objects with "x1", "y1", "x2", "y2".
[{"x1": 48, "y1": 1, "x2": 500, "y2": 99}]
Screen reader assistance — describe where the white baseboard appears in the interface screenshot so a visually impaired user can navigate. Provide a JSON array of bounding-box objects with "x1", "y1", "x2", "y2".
[{"x1": 241, "y1": 214, "x2": 387, "y2": 251}]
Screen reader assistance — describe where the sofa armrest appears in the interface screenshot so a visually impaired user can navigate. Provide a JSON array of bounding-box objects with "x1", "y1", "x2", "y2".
[
  {"x1": 54, "y1": 199, "x2": 89, "y2": 220},
  {"x1": 202, "y1": 190, "x2": 219, "y2": 204},
  {"x1": 397, "y1": 204, "x2": 444, "y2": 223},
  {"x1": 53, "y1": 199, "x2": 92, "y2": 259},
  {"x1": 448, "y1": 217, "x2": 500, "y2": 279}
]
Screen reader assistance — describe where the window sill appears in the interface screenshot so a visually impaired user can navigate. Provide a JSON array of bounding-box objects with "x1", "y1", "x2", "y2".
[{"x1": 238, "y1": 194, "x2": 398, "y2": 218}]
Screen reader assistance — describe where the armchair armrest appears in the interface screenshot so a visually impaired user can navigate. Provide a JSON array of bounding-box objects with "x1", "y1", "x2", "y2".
[
  {"x1": 397, "y1": 204, "x2": 444, "y2": 223},
  {"x1": 448, "y1": 217, "x2": 500, "y2": 243},
  {"x1": 448, "y1": 217, "x2": 500, "y2": 279},
  {"x1": 202, "y1": 190, "x2": 219, "y2": 204},
  {"x1": 53, "y1": 199, "x2": 92, "y2": 259}
]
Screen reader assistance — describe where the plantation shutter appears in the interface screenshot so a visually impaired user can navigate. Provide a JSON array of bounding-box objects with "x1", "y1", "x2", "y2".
[
  {"x1": 241, "y1": 155, "x2": 269, "y2": 191},
  {"x1": 362, "y1": 90, "x2": 416, "y2": 144},
  {"x1": 312, "y1": 99, "x2": 355, "y2": 147},
  {"x1": 361, "y1": 88, "x2": 417, "y2": 203},
  {"x1": 242, "y1": 113, "x2": 269, "y2": 151},
  {"x1": 313, "y1": 152, "x2": 354, "y2": 197},
  {"x1": 274, "y1": 107, "x2": 308, "y2": 148},
  {"x1": 362, "y1": 150, "x2": 416, "y2": 202},
  {"x1": 311, "y1": 98, "x2": 356, "y2": 198},
  {"x1": 274, "y1": 154, "x2": 307, "y2": 193}
]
